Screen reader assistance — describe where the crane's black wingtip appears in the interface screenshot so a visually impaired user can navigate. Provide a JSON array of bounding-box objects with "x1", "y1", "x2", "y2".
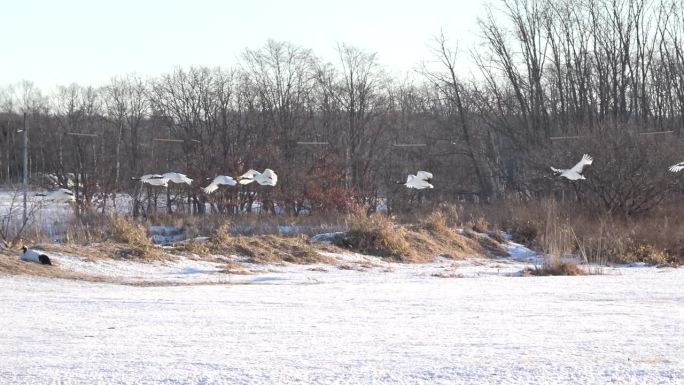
[{"x1": 38, "y1": 254, "x2": 52, "y2": 265}]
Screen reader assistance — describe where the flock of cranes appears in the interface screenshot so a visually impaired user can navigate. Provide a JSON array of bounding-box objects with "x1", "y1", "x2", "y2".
[
  {"x1": 29, "y1": 156, "x2": 684, "y2": 205},
  {"x1": 133, "y1": 169, "x2": 279, "y2": 192}
]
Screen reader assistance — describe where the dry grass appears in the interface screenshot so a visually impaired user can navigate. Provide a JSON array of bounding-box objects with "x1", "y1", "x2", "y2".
[
  {"x1": 431, "y1": 271, "x2": 465, "y2": 278},
  {"x1": 619, "y1": 244, "x2": 669, "y2": 266},
  {"x1": 462, "y1": 230, "x2": 510, "y2": 257},
  {"x1": 339, "y1": 212, "x2": 414, "y2": 261},
  {"x1": 17, "y1": 214, "x2": 342, "y2": 267},
  {"x1": 108, "y1": 216, "x2": 163, "y2": 260},
  {"x1": 418, "y1": 210, "x2": 509, "y2": 258},
  {"x1": 53, "y1": 215, "x2": 166, "y2": 261},
  {"x1": 214, "y1": 223, "x2": 232, "y2": 245},
  {"x1": 178, "y1": 239, "x2": 211, "y2": 255},
  {"x1": 138, "y1": 213, "x2": 350, "y2": 263},
  {"x1": 507, "y1": 219, "x2": 538, "y2": 246},
  {"x1": 421, "y1": 211, "x2": 451, "y2": 235},
  {"x1": 434, "y1": 203, "x2": 462, "y2": 227},
  {"x1": 211, "y1": 233, "x2": 335, "y2": 265},
  {"x1": 469, "y1": 199, "x2": 683, "y2": 266},
  {"x1": 523, "y1": 256, "x2": 587, "y2": 276},
  {"x1": 144, "y1": 212, "x2": 222, "y2": 239},
  {"x1": 23, "y1": 207, "x2": 515, "y2": 266},
  {"x1": 468, "y1": 216, "x2": 490, "y2": 233},
  {"x1": 37, "y1": 243, "x2": 123, "y2": 261},
  {"x1": 0, "y1": 251, "x2": 112, "y2": 282},
  {"x1": 333, "y1": 210, "x2": 507, "y2": 262},
  {"x1": 407, "y1": 227, "x2": 478, "y2": 261}
]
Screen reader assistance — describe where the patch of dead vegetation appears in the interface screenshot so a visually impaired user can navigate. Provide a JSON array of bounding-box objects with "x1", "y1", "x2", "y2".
[
  {"x1": 338, "y1": 264, "x2": 367, "y2": 271},
  {"x1": 36, "y1": 242, "x2": 171, "y2": 262},
  {"x1": 468, "y1": 216, "x2": 491, "y2": 233},
  {"x1": 431, "y1": 271, "x2": 465, "y2": 278},
  {"x1": 522, "y1": 262, "x2": 587, "y2": 276},
  {"x1": 0, "y1": 252, "x2": 112, "y2": 282},
  {"x1": 108, "y1": 216, "x2": 163, "y2": 259},
  {"x1": 210, "y1": 233, "x2": 336, "y2": 265},
  {"x1": 330, "y1": 211, "x2": 509, "y2": 262},
  {"x1": 462, "y1": 230, "x2": 510, "y2": 257},
  {"x1": 617, "y1": 244, "x2": 669, "y2": 266},
  {"x1": 522, "y1": 253, "x2": 588, "y2": 276},
  {"x1": 177, "y1": 239, "x2": 211, "y2": 256},
  {"x1": 405, "y1": 229, "x2": 475, "y2": 260},
  {"x1": 477, "y1": 199, "x2": 684, "y2": 266},
  {"x1": 338, "y1": 212, "x2": 415, "y2": 261},
  {"x1": 413, "y1": 211, "x2": 509, "y2": 259},
  {"x1": 219, "y1": 260, "x2": 253, "y2": 275},
  {"x1": 34, "y1": 215, "x2": 169, "y2": 262}
]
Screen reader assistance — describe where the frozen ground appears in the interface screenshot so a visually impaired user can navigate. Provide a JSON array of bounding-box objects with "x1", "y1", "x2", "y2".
[
  {"x1": 0, "y1": 241, "x2": 683, "y2": 384},
  {"x1": 16, "y1": 240, "x2": 541, "y2": 285}
]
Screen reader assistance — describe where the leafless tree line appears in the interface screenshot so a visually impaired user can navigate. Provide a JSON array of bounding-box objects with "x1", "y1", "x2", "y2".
[{"x1": 1, "y1": 0, "x2": 684, "y2": 217}]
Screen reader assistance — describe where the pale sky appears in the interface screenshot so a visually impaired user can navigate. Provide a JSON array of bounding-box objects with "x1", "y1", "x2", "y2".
[{"x1": 1, "y1": 0, "x2": 487, "y2": 90}]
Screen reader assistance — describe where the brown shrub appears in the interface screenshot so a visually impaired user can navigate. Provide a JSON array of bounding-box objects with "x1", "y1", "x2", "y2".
[
  {"x1": 523, "y1": 263, "x2": 586, "y2": 276},
  {"x1": 507, "y1": 219, "x2": 539, "y2": 246},
  {"x1": 109, "y1": 216, "x2": 160, "y2": 259},
  {"x1": 404, "y1": 211, "x2": 508, "y2": 260},
  {"x1": 179, "y1": 239, "x2": 210, "y2": 255},
  {"x1": 211, "y1": 234, "x2": 335, "y2": 265},
  {"x1": 621, "y1": 244, "x2": 668, "y2": 265},
  {"x1": 434, "y1": 203, "x2": 461, "y2": 227},
  {"x1": 467, "y1": 199, "x2": 681, "y2": 265},
  {"x1": 340, "y1": 212, "x2": 414, "y2": 260},
  {"x1": 524, "y1": 256, "x2": 587, "y2": 276},
  {"x1": 422, "y1": 211, "x2": 450, "y2": 235},
  {"x1": 468, "y1": 216, "x2": 490, "y2": 233},
  {"x1": 461, "y1": 229, "x2": 510, "y2": 257},
  {"x1": 213, "y1": 222, "x2": 232, "y2": 247},
  {"x1": 406, "y1": 229, "x2": 477, "y2": 260}
]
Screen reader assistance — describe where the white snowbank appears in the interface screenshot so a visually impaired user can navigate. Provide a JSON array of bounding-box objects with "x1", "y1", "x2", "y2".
[{"x1": 0, "y1": 261, "x2": 682, "y2": 384}]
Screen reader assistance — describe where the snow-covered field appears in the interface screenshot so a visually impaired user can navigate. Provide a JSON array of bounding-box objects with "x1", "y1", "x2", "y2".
[{"x1": 1, "y1": 242, "x2": 683, "y2": 384}]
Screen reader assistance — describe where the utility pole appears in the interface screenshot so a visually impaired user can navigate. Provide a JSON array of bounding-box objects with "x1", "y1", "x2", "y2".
[{"x1": 22, "y1": 113, "x2": 28, "y2": 225}]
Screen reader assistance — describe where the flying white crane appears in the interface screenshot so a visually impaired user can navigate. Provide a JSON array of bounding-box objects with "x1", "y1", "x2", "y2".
[
  {"x1": 669, "y1": 162, "x2": 684, "y2": 173},
  {"x1": 258, "y1": 169, "x2": 278, "y2": 186},
  {"x1": 551, "y1": 154, "x2": 593, "y2": 180},
  {"x1": 399, "y1": 171, "x2": 434, "y2": 189},
  {"x1": 203, "y1": 175, "x2": 237, "y2": 194},
  {"x1": 162, "y1": 172, "x2": 193, "y2": 185},
  {"x1": 36, "y1": 188, "x2": 76, "y2": 204},
  {"x1": 133, "y1": 174, "x2": 169, "y2": 187},
  {"x1": 21, "y1": 246, "x2": 52, "y2": 265},
  {"x1": 237, "y1": 169, "x2": 278, "y2": 186},
  {"x1": 237, "y1": 170, "x2": 258, "y2": 185}
]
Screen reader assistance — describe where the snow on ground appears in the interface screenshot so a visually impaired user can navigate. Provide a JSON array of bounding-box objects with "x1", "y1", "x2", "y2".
[
  {"x1": 51, "y1": 253, "x2": 229, "y2": 285},
  {"x1": 31, "y1": 241, "x2": 556, "y2": 285},
  {"x1": 0, "y1": 240, "x2": 683, "y2": 384},
  {"x1": 0, "y1": 264, "x2": 682, "y2": 384},
  {"x1": 13, "y1": 239, "x2": 667, "y2": 285}
]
